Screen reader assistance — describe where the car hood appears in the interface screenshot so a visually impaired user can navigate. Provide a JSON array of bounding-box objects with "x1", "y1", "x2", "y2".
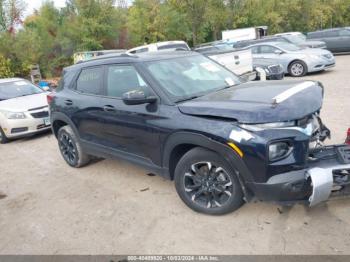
[
  {"x1": 178, "y1": 80, "x2": 323, "y2": 124},
  {"x1": 0, "y1": 92, "x2": 48, "y2": 112}
]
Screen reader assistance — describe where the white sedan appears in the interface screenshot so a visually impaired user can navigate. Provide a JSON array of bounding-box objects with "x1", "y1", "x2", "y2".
[{"x1": 0, "y1": 78, "x2": 51, "y2": 143}]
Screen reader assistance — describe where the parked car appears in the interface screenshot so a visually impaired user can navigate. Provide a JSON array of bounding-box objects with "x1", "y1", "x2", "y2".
[
  {"x1": 127, "y1": 41, "x2": 190, "y2": 54},
  {"x1": 246, "y1": 42, "x2": 335, "y2": 77},
  {"x1": 275, "y1": 32, "x2": 327, "y2": 49},
  {"x1": 0, "y1": 78, "x2": 51, "y2": 143},
  {"x1": 307, "y1": 27, "x2": 350, "y2": 53},
  {"x1": 253, "y1": 58, "x2": 284, "y2": 80},
  {"x1": 346, "y1": 128, "x2": 350, "y2": 145},
  {"x1": 233, "y1": 34, "x2": 326, "y2": 49},
  {"x1": 49, "y1": 51, "x2": 350, "y2": 215}
]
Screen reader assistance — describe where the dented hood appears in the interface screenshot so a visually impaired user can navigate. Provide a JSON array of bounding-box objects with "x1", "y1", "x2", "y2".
[{"x1": 178, "y1": 80, "x2": 323, "y2": 124}]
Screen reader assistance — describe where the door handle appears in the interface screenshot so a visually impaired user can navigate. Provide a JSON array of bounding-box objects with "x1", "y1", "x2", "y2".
[
  {"x1": 103, "y1": 105, "x2": 116, "y2": 112},
  {"x1": 64, "y1": 99, "x2": 73, "y2": 106}
]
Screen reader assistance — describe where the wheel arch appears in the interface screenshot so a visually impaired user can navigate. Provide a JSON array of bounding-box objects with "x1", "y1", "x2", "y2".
[
  {"x1": 51, "y1": 112, "x2": 80, "y2": 138},
  {"x1": 288, "y1": 59, "x2": 308, "y2": 75},
  {"x1": 163, "y1": 132, "x2": 252, "y2": 181}
]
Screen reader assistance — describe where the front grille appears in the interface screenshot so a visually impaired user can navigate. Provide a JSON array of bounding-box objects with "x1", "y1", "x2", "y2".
[
  {"x1": 11, "y1": 127, "x2": 28, "y2": 134},
  {"x1": 31, "y1": 111, "x2": 49, "y2": 118},
  {"x1": 268, "y1": 64, "x2": 283, "y2": 74}
]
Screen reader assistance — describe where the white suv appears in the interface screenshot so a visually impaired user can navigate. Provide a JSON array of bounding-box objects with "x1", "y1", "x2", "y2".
[
  {"x1": 0, "y1": 78, "x2": 51, "y2": 143},
  {"x1": 127, "y1": 41, "x2": 190, "y2": 54}
]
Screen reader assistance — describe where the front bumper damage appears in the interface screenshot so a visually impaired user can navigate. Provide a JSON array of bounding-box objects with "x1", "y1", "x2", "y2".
[{"x1": 250, "y1": 145, "x2": 350, "y2": 206}]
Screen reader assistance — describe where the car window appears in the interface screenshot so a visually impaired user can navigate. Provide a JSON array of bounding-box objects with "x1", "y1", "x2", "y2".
[
  {"x1": 76, "y1": 67, "x2": 104, "y2": 95},
  {"x1": 106, "y1": 65, "x2": 150, "y2": 98},
  {"x1": 260, "y1": 45, "x2": 278, "y2": 54},
  {"x1": 339, "y1": 29, "x2": 350, "y2": 37},
  {"x1": 251, "y1": 46, "x2": 260, "y2": 54},
  {"x1": 0, "y1": 80, "x2": 43, "y2": 101},
  {"x1": 324, "y1": 30, "x2": 339, "y2": 37},
  {"x1": 145, "y1": 55, "x2": 241, "y2": 101}
]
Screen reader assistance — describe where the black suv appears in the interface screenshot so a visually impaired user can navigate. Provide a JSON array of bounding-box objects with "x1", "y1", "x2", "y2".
[{"x1": 49, "y1": 51, "x2": 350, "y2": 215}]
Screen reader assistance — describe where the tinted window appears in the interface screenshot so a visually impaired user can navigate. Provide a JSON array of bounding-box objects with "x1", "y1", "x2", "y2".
[
  {"x1": 260, "y1": 45, "x2": 278, "y2": 53},
  {"x1": 107, "y1": 65, "x2": 150, "y2": 98},
  {"x1": 76, "y1": 67, "x2": 104, "y2": 95}
]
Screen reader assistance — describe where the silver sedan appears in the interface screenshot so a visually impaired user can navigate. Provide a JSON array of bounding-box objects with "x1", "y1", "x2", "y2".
[{"x1": 247, "y1": 42, "x2": 335, "y2": 77}]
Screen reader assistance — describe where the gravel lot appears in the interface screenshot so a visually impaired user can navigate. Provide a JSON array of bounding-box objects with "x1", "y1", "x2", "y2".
[{"x1": 0, "y1": 55, "x2": 350, "y2": 255}]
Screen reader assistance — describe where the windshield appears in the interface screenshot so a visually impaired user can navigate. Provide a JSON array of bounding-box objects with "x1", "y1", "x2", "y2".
[
  {"x1": 144, "y1": 55, "x2": 241, "y2": 102},
  {"x1": 283, "y1": 34, "x2": 307, "y2": 44},
  {"x1": 275, "y1": 42, "x2": 302, "y2": 51},
  {"x1": 0, "y1": 80, "x2": 43, "y2": 101}
]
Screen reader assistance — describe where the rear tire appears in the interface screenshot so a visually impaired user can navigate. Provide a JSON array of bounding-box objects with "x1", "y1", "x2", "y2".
[
  {"x1": 57, "y1": 125, "x2": 90, "y2": 168},
  {"x1": 288, "y1": 60, "x2": 307, "y2": 77},
  {"x1": 0, "y1": 127, "x2": 9, "y2": 144},
  {"x1": 174, "y1": 147, "x2": 244, "y2": 215}
]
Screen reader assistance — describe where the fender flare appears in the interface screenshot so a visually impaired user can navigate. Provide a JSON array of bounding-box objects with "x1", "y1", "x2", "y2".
[
  {"x1": 162, "y1": 131, "x2": 254, "y2": 185},
  {"x1": 51, "y1": 112, "x2": 80, "y2": 139}
]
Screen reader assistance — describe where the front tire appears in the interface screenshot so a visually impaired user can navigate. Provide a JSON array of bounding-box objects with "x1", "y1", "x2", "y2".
[
  {"x1": 174, "y1": 147, "x2": 244, "y2": 215},
  {"x1": 57, "y1": 125, "x2": 90, "y2": 168},
  {"x1": 0, "y1": 127, "x2": 9, "y2": 144},
  {"x1": 288, "y1": 60, "x2": 307, "y2": 77}
]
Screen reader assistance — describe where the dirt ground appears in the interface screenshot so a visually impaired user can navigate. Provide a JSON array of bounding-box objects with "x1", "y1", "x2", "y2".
[{"x1": 0, "y1": 55, "x2": 350, "y2": 255}]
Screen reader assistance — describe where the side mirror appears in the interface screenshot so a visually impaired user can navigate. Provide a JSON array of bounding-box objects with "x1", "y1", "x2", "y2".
[
  {"x1": 274, "y1": 50, "x2": 283, "y2": 55},
  {"x1": 122, "y1": 89, "x2": 157, "y2": 105}
]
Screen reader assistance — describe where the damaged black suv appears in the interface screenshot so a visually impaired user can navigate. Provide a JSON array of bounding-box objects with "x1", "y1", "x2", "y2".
[{"x1": 49, "y1": 51, "x2": 350, "y2": 215}]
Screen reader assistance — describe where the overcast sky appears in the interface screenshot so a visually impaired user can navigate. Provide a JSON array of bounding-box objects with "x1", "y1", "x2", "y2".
[{"x1": 24, "y1": 0, "x2": 68, "y2": 17}]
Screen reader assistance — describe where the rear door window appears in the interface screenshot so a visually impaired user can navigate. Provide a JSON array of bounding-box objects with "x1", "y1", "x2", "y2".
[{"x1": 76, "y1": 67, "x2": 104, "y2": 95}]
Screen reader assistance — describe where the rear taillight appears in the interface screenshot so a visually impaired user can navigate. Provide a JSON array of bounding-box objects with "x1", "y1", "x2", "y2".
[
  {"x1": 346, "y1": 128, "x2": 350, "y2": 145},
  {"x1": 47, "y1": 92, "x2": 55, "y2": 105}
]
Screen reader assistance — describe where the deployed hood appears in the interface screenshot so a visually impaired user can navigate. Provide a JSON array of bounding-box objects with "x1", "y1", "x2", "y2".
[
  {"x1": 178, "y1": 80, "x2": 323, "y2": 124},
  {"x1": 0, "y1": 92, "x2": 48, "y2": 112}
]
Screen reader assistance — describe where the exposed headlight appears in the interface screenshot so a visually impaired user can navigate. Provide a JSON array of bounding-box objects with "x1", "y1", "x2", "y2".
[
  {"x1": 269, "y1": 141, "x2": 292, "y2": 161},
  {"x1": 2, "y1": 111, "x2": 27, "y2": 119},
  {"x1": 240, "y1": 121, "x2": 296, "y2": 131}
]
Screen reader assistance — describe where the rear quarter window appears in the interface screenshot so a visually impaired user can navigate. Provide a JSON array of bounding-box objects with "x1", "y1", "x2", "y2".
[{"x1": 76, "y1": 67, "x2": 104, "y2": 95}]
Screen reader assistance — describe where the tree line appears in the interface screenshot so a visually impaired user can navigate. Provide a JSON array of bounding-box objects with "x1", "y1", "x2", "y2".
[{"x1": 0, "y1": 0, "x2": 349, "y2": 78}]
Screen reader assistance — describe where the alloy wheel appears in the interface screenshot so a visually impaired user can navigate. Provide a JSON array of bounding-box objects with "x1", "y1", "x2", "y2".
[
  {"x1": 291, "y1": 63, "x2": 304, "y2": 76},
  {"x1": 59, "y1": 133, "x2": 77, "y2": 165},
  {"x1": 183, "y1": 161, "x2": 234, "y2": 209}
]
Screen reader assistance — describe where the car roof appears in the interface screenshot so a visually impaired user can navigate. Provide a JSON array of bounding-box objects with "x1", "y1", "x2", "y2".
[
  {"x1": 65, "y1": 51, "x2": 200, "y2": 71},
  {"x1": 0, "y1": 78, "x2": 25, "y2": 84},
  {"x1": 248, "y1": 41, "x2": 283, "y2": 47}
]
